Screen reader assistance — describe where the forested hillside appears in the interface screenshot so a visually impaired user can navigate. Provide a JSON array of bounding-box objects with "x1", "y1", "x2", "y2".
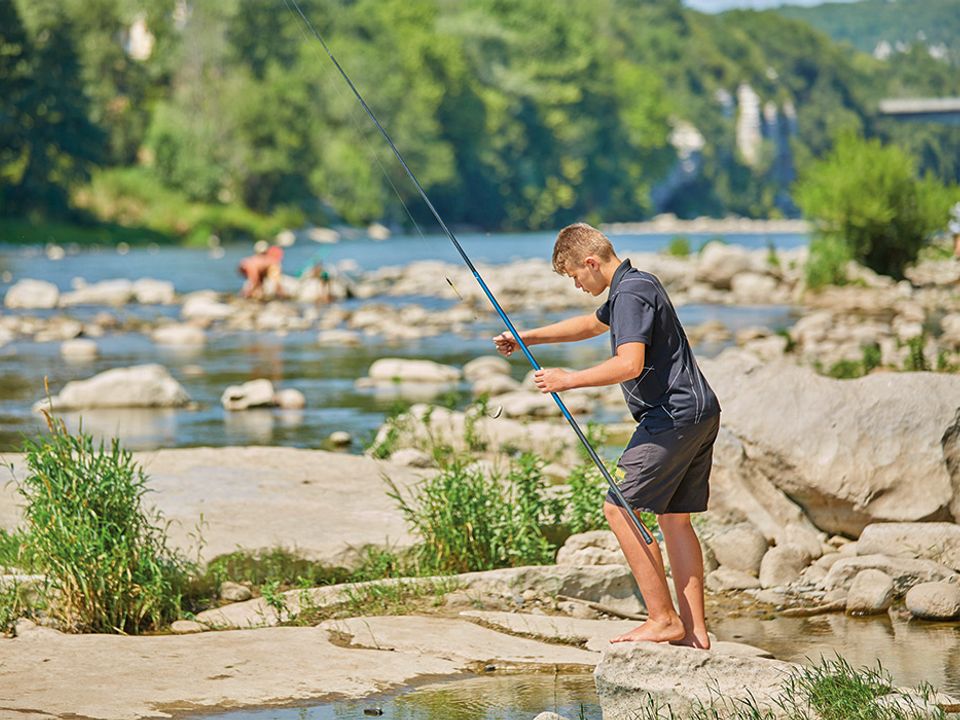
[
  {"x1": 1, "y1": 0, "x2": 958, "y2": 242},
  {"x1": 777, "y1": 0, "x2": 960, "y2": 65}
]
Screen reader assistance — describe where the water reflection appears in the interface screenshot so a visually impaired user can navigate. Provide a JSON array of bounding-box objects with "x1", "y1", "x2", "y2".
[
  {"x1": 59, "y1": 408, "x2": 179, "y2": 450},
  {"x1": 186, "y1": 673, "x2": 600, "y2": 720},
  {"x1": 712, "y1": 611, "x2": 960, "y2": 695}
]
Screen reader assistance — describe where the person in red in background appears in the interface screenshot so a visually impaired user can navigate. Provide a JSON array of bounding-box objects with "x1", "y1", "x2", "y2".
[{"x1": 238, "y1": 241, "x2": 284, "y2": 299}]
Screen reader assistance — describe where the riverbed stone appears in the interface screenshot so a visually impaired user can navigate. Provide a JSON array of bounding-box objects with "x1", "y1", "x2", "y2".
[
  {"x1": 60, "y1": 338, "x2": 99, "y2": 360},
  {"x1": 328, "y1": 431, "x2": 352, "y2": 447},
  {"x1": 221, "y1": 379, "x2": 276, "y2": 410},
  {"x1": 701, "y1": 351, "x2": 960, "y2": 536},
  {"x1": 905, "y1": 581, "x2": 960, "y2": 620},
  {"x1": 706, "y1": 567, "x2": 762, "y2": 591},
  {"x1": 317, "y1": 328, "x2": 362, "y2": 346},
  {"x1": 152, "y1": 323, "x2": 206, "y2": 346},
  {"x1": 845, "y1": 569, "x2": 894, "y2": 615},
  {"x1": 366, "y1": 358, "x2": 462, "y2": 384},
  {"x1": 389, "y1": 447, "x2": 433, "y2": 467},
  {"x1": 463, "y1": 355, "x2": 511, "y2": 381},
  {"x1": 695, "y1": 242, "x2": 755, "y2": 290},
  {"x1": 60, "y1": 279, "x2": 134, "y2": 306},
  {"x1": 759, "y1": 544, "x2": 810, "y2": 589},
  {"x1": 36, "y1": 364, "x2": 191, "y2": 410},
  {"x1": 857, "y1": 522, "x2": 960, "y2": 572},
  {"x1": 219, "y1": 581, "x2": 252, "y2": 603},
  {"x1": 822, "y1": 555, "x2": 957, "y2": 595},
  {"x1": 708, "y1": 523, "x2": 768, "y2": 576},
  {"x1": 182, "y1": 292, "x2": 234, "y2": 322},
  {"x1": 275, "y1": 388, "x2": 306, "y2": 409},
  {"x1": 493, "y1": 390, "x2": 591, "y2": 418},
  {"x1": 594, "y1": 641, "x2": 794, "y2": 719},
  {"x1": 132, "y1": 278, "x2": 176, "y2": 304},
  {"x1": 556, "y1": 531, "x2": 625, "y2": 566},
  {"x1": 170, "y1": 620, "x2": 207, "y2": 634},
  {"x1": 4, "y1": 279, "x2": 59, "y2": 309},
  {"x1": 472, "y1": 373, "x2": 522, "y2": 397}
]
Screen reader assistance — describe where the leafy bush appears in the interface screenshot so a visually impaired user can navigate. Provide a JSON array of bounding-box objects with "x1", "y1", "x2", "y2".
[
  {"x1": 11, "y1": 415, "x2": 193, "y2": 633},
  {"x1": 386, "y1": 453, "x2": 556, "y2": 575},
  {"x1": 796, "y1": 131, "x2": 959, "y2": 286},
  {"x1": 665, "y1": 236, "x2": 691, "y2": 258}
]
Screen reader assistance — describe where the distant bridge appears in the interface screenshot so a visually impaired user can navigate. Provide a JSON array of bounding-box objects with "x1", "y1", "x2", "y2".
[{"x1": 878, "y1": 97, "x2": 960, "y2": 124}]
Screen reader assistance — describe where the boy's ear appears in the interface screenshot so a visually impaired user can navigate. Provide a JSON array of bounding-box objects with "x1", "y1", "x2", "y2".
[{"x1": 583, "y1": 256, "x2": 600, "y2": 271}]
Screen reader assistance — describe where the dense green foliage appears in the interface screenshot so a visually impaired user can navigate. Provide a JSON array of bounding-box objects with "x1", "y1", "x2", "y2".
[
  {"x1": 2, "y1": 0, "x2": 959, "y2": 240},
  {"x1": 10, "y1": 415, "x2": 191, "y2": 633},
  {"x1": 796, "y1": 131, "x2": 958, "y2": 284},
  {"x1": 778, "y1": 0, "x2": 960, "y2": 65}
]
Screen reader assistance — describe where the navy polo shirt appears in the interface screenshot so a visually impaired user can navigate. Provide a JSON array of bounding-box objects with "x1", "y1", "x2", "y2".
[{"x1": 596, "y1": 259, "x2": 721, "y2": 431}]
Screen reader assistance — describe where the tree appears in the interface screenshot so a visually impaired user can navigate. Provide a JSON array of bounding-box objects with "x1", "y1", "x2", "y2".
[
  {"x1": 0, "y1": 0, "x2": 33, "y2": 215},
  {"x1": 795, "y1": 131, "x2": 959, "y2": 285}
]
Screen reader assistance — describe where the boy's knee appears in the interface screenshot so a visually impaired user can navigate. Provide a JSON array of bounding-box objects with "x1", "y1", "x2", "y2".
[
  {"x1": 603, "y1": 500, "x2": 622, "y2": 523},
  {"x1": 657, "y1": 512, "x2": 692, "y2": 530}
]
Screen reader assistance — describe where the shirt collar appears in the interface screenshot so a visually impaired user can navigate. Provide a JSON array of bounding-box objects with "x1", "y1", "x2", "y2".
[{"x1": 608, "y1": 258, "x2": 632, "y2": 297}]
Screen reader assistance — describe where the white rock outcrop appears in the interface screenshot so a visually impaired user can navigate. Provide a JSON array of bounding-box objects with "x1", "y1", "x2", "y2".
[
  {"x1": 36, "y1": 364, "x2": 191, "y2": 410},
  {"x1": 4, "y1": 279, "x2": 59, "y2": 309}
]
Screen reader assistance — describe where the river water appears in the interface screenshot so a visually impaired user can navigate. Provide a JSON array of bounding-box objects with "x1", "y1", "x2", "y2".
[{"x1": 0, "y1": 231, "x2": 802, "y2": 451}]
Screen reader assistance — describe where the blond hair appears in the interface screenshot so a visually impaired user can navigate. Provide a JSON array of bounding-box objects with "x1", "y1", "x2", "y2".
[{"x1": 552, "y1": 222, "x2": 614, "y2": 274}]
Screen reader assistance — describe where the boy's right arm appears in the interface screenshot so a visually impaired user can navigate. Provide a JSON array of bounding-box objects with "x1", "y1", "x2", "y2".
[{"x1": 493, "y1": 312, "x2": 607, "y2": 356}]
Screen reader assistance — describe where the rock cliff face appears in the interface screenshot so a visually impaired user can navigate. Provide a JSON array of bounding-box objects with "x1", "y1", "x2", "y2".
[{"x1": 702, "y1": 350, "x2": 960, "y2": 536}]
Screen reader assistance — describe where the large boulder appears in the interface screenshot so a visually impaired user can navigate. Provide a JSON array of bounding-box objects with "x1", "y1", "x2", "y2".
[
  {"x1": 133, "y1": 278, "x2": 176, "y2": 305},
  {"x1": 556, "y1": 531, "x2": 625, "y2": 566},
  {"x1": 595, "y1": 642, "x2": 795, "y2": 719},
  {"x1": 702, "y1": 351, "x2": 960, "y2": 536},
  {"x1": 905, "y1": 581, "x2": 960, "y2": 620},
  {"x1": 695, "y1": 242, "x2": 755, "y2": 290},
  {"x1": 366, "y1": 358, "x2": 462, "y2": 384},
  {"x1": 221, "y1": 379, "x2": 276, "y2": 410},
  {"x1": 181, "y1": 292, "x2": 233, "y2": 322},
  {"x1": 60, "y1": 279, "x2": 134, "y2": 306},
  {"x1": 36, "y1": 364, "x2": 191, "y2": 410},
  {"x1": 706, "y1": 522, "x2": 768, "y2": 576},
  {"x1": 152, "y1": 324, "x2": 206, "y2": 346},
  {"x1": 857, "y1": 522, "x2": 960, "y2": 572},
  {"x1": 845, "y1": 569, "x2": 894, "y2": 615},
  {"x1": 821, "y1": 554, "x2": 957, "y2": 595},
  {"x1": 4, "y1": 279, "x2": 59, "y2": 309}
]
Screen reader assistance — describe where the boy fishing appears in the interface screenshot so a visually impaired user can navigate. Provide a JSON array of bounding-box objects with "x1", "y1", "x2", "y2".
[{"x1": 493, "y1": 222, "x2": 720, "y2": 649}]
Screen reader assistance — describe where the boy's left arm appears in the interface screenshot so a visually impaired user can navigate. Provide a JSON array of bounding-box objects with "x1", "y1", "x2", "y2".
[{"x1": 534, "y1": 342, "x2": 644, "y2": 393}]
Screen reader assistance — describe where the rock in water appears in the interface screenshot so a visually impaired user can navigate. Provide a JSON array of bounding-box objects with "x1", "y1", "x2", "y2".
[{"x1": 36, "y1": 364, "x2": 191, "y2": 410}]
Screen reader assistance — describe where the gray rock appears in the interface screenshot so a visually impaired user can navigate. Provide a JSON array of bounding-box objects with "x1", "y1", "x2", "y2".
[
  {"x1": 317, "y1": 329, "x2": 362, "y2": 346},
  {"x1": 472, "y1": 374, "x2": 521, "y2": 397},
  {"x1": 595, "y1": 641, "x2": 795, "y2": 719},
  {"x1": 463, "y1": 356, "x2": 511, "y2": 381},
  {"x1": 556, "y1": 531, "x2": 625, "y2": 566},
  {"x1": 759, "y1": 545, "x2": 810, "y2": 588},
  {"x1": 170, "y1": 620, "x2": 207, "y2": 634},
  {"x1": 60, "y1": 338, "x2": 98, "y2": 360},
  {"x1": 905, "y1": 581, "x2": 960, "y2": 620},
  {"x1": 857, "y1": 522, "x2": 960, "y2": 572},
  {"x1": 701, "y1": 352, "x2": 960, "y2": 536},
  {"x1": 275, "y1": 388, "x2": 306, "y2": 409},
  {"x1": 4, "y1": 279, "x2": 59, "y2": 309},
  {"x1": 182, "y1": 293, "x2": 233, "y2": 321},
  {"x1": 706, "y1": 567, "x2": 761, "y2": 591},
  {"x1": 152, "y1": 323, "x2": 206, "y2": 346},
  {"x1": 532, "y1": 713, "x2": 571, "y2": 720},
  {"x1": 367, "y1": 358, "x2": 461, "y2": 384},
  {"x1": 219, "y1": 581, "x2": 252, "y2": 603},
  {"x1": 695, "y1": 242, "x2": 754, "y2": 290},
  {"x1": 492, "y1": 390, "x2": 591, "y2": 418},
  {"x1": 328, "y1": 431, "x2": 352, "y2": 447},
  {"x1": 221, "y1": 379, "x2": 276, "y2": 410},
  {"x1": 845, "y1": 569, "x2": 894, "y2": 615},
  {"x1": 708, "y1": 523, "x2": 768, "y2": 576},
  {"x1": 60, "y1": 279, "x2": 134, "y2": 306},
  {"x1": 133, "y1": 278, "x2": 176, "y2": 305},
  {"x1": 37, "y1": 364, "x2": 191, "y2": 410},
  {"x1": 389, "y1": 448, "x2": 433, "y2": 467},
  {"x1": 822, "y1": 555, "x2": 957, "y2": 595}
]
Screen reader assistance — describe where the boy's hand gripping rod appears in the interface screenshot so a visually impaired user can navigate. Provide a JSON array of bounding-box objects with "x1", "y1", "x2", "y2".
[{"x1": 286, "y1": 0, "x2": 654, "y2": 545}]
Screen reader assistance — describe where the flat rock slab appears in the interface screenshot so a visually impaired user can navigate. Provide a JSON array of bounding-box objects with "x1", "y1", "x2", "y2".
[
  {"x1": 1, "y1": 616, "x2": 596, "y2": 720},
  {"x1": 461, "y1": 611, "x2": 773, "y2": 658},
  {"x1": 0, "y1": 447, "x2": 429, "y2": 565},
  {"x1": 320, "y1": 615, "x2": 598, "y2": 669}
]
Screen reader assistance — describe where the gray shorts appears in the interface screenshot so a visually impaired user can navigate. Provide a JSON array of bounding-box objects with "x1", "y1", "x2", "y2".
[{"x1": 606, "y1": 413, "x2": 720, "y2": 515}]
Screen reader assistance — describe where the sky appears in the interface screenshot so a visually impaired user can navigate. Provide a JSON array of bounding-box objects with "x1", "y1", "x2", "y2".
[{"x1": 684, "y1": 0, "x2": 859, "y2": 11}]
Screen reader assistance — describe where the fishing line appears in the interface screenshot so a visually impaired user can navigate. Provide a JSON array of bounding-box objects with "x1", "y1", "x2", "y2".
[
  {"x1": 283, "y1": 0, "x2": 653, "y2": 545},
  {"x1": 281, "y1": 0, "x2": 473, "y2": 310}
]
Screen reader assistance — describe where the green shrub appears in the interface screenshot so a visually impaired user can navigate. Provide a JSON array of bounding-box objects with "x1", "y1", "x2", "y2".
[
  {"x1": 386, "y1": 452, "x2": 556, "y2": 575},
  {"x1": 665, "y1": 235, "x2": 691, "y2": 257},
  {"x1": 12, "y1": 415, "x2": 193, "y2": 633},
  {"x1": 796, "y1": 131, "x2": 959, "y2": 285},
  {"x1": 903, "y1": 335, "x2": 930, "y2": 372}
]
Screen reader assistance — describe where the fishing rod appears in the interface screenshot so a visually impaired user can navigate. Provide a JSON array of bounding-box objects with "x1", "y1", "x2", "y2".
[{"x1": 285, "y1": 0, "x2": 654, "y2": 546}]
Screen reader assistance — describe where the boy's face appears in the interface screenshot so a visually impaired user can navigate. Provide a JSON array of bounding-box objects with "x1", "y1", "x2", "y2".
[{"x1": 566, "y1": 256, "x2": 607, "y2": 296}]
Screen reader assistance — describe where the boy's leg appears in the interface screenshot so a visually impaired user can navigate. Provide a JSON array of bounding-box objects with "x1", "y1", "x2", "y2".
[
  {"x1": 603, "y1": 500, "x2": 685, "y2": 644},
  {"x1": 659, "y1": 513, "x2": 709, "y2": 649}
]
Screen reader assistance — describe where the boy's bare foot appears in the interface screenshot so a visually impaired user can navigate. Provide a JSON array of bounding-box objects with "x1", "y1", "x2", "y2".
[
  {"x1": 609, "y1": 616, "x2": 686, "y2": 644},
  {"x1": 670, "y1": 632, "x2": 711, "y2": 650}
]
